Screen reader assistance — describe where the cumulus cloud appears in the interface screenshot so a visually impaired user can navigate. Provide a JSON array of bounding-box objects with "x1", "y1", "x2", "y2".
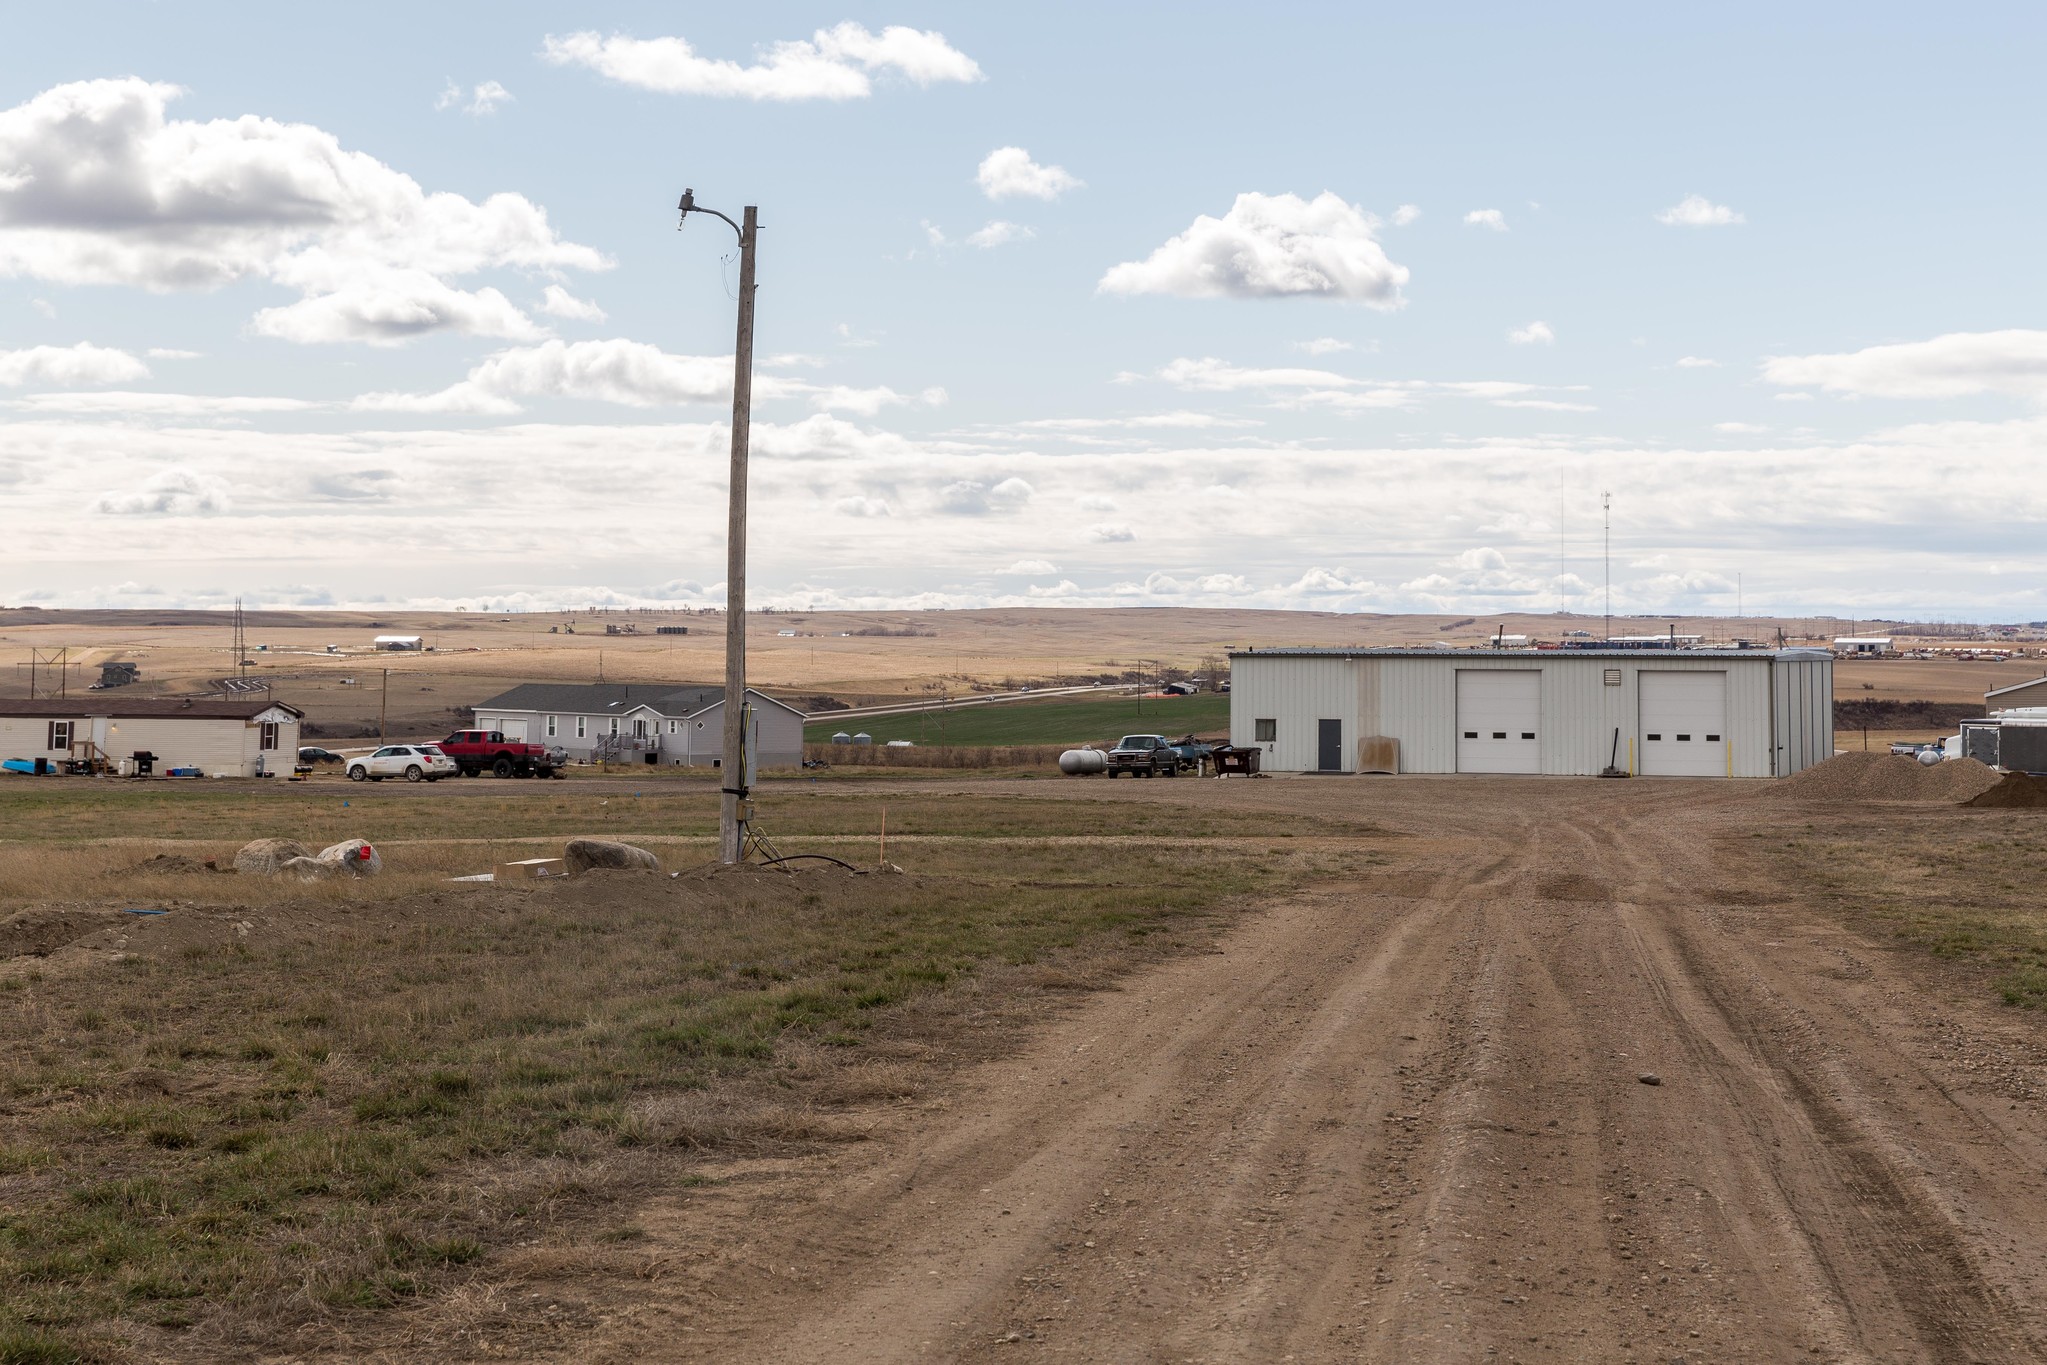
[
  {"x1": 355, "y1": 338, "x2": 728, "y2": 413},
  {"x1": 1507, "y1": 321, "x2": 1555, "y2": 346},
  {"x1": 1391, "y1": 204, "x2": 1421, "y2": 226},
  {"x1": 1089, "y1": 523, "x2": 1134, "y2": 542},
  {"x1": 1004, "y1": 559, "x2": 1058, "y2": 574},
  {"x1": 94, "y1": 467, "x2": 229, "y2": 516},
  {"x1": 7, "y1": 391, "x2": 318, "y2": 415},
  {"x1": 1157, "y1": 357, "x2": 1354, "y2": 391},
  {"x1": 146, "y1": 347, "x2": 200, "y2": 360},
  {"x1": 1675, "y1": 356, "x2": 1719, "y2": 368},
  {"x1": 1714, "y1": 421, "x2": 1768, "y2": 433},
  {"x1": 1099, "y1": 192, "x2": 1408, "y2": 305},
  {"x1": 1762, "y1": 329, "x2": 2047, "y2": 400},
  {"x1": 1294, "y1": 337, "x2": 1353, "y2": 355},
  {"x1": 1656, "y1": 194, "x2": 1744, "y2": 227},
  {"x1": 541, "y1": 24, "x2": 981, "y2": 100},
  {"x1": 935, "y1": 477, "x2": 1033, "y2": 516},
  {"x1": 0, "y1": 79, "x2": 605, "y2": 344},
  {"x1": 976, "y1": 147, "x2": 1081, "y2": 201},
  {"x1": 438, "y1": 80, "x2": 513, "y2": 115},
  {"x1": 0, "y1": 342, "x2": 147, "y2": 387},
  {"x1": 833, "y1": 495, "x2": 892, "y2": 517},
  {"x1": 538, "y1": 283, "x2": 606, "y2": 321},
  {"x1": 966, "y1": 220, "x2": 1033, "y2": 248},
  {"x1": 1463, "y1": 208, "x2": 1507, "y2": 231}
]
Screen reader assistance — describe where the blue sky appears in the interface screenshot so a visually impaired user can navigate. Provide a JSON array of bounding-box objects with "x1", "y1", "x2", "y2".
[{"x1": 3, "y1": 3, "x2": 2045, "y2": 619}]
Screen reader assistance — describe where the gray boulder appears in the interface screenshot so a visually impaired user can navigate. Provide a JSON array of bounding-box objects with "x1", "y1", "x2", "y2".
[
  {"x1": 280, "y1": 856, "x2": 341, "y2": 880},
  {"x1": 564, "y1": 838, "x2": 661, "y2": 875},
  {"x1": 317, "y1": 839, "x2": 382, "y2": 876},
  {"x1": 233, "y1": 838, "x2": 313, "y2": 875}
]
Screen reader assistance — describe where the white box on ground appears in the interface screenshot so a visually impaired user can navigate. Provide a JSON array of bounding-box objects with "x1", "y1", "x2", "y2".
[{"x1": 495, "y1": 857, "x2": 567, "y2": 881}]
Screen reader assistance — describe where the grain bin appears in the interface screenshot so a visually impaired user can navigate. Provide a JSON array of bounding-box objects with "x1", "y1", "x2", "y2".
[
  {"x1": 852, "y1": 732, "x2": 873, "y2": 746},
  {"x1": 831, "y1": 731, "x2": 852, "y2": 745}
]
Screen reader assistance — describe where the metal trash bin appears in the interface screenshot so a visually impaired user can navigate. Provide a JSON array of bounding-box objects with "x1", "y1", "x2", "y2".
[{"x1": 1211, "y1": 746, "x2": 1261, "y2": 776}]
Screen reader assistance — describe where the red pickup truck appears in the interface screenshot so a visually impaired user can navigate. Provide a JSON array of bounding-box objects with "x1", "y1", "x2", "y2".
[{"x1": 436, "y1": 730, "x2": 564, "y2": 779}]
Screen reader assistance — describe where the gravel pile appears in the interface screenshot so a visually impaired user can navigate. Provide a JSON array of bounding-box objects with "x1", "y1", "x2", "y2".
[
  {"x1": 1965, "y1": 773, "x2": 2047, "y2": 809},
  {"x1": 1778, "y1": 751, "x2": 2005, "y2": 803}
]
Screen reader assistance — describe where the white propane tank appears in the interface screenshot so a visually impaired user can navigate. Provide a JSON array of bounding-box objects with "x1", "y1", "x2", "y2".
[
  {"x1": 1916, "y1": 747, "x2": 1942, "y2": 767},
  {"x1": 1059, "y1": 748, "x2": 1107, "y2": 776}
]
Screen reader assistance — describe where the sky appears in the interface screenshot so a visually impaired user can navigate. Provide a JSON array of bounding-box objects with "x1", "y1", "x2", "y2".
[{"x1": 2, "y1": 2, "x2": 2045, "y2": 621}]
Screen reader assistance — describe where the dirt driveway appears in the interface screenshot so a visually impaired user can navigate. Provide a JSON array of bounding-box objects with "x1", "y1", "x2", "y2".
[{"x1": 489, "y1": 778, "x2": 2047, "y2": 1364}]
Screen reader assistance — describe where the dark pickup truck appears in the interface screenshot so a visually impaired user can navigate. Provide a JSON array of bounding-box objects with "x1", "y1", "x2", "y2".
[
  {"x1": 1106, "y1": 734, "x2": 1180, "y2": 778},
  {"x1": 436, "y1": 730, "x2": 563, "y2": 778}
]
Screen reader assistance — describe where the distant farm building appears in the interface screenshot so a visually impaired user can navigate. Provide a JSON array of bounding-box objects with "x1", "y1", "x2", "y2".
[
  {"x1": 374, "y1": 635, "x2": 423, "y2": 651},
  {"x1": 1833, "y1": 636, "x2": 1893, "y2": 656}
]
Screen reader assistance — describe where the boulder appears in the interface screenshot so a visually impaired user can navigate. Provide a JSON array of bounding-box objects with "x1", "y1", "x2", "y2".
[
  {"x1": 316, "y1": 839, "x2": 382, "y2": 876},
  {"x1": 564, "y1": 837, "x2": 661, "y2": 875},
  {"x1": 233, "y1": 838, "x2": 313, "y2": 875},
  {"x1": 280, "y1": 856, "x2": 342, "y2": 880}
]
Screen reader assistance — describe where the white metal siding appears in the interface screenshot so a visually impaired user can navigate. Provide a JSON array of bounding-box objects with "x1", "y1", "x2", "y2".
[
  {"x1": 1639, "y1": 672, "x2": 1729, "y2": 777},
  {"x1": 1456, "y1": 671, "x2": 1542, "y2": 773},
  {"x1": 1230, "y1": 655, "x2": 1359, "y2": 772}
]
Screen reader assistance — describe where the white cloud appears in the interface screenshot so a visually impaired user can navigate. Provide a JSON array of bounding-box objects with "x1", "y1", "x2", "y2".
[
  {"x1": 30, "y1": 298, "x2": 55, "y2": 318},
  {"x1": 437, "y1": 80, "x2": 513, "y2": 115},
  {"x1": 7, "y1": 391, "x2": 318, "y2": 415},
  {"x1": 976, "y1": 147, "x2": 1082, "y2": 201},
  {"x1": 1391, "y1": 204, "x2": 1421, "y2": 226},
  {"x1": 1157, "y1": 356, "x2": 1354, "y2": 391},
  {"x1": 967, "y1": 220, "x2": 1033, "y2": 249},
  {"x1": 0, "y1": 342, "x2": 147, "y2": 387},
  {"x1": 541, "y1": 25, "x2": 981, "y2": 100},
  {"x1": 1463, "y1": 209, "x2": 1507, "y2": 231},
  {"x1": 936, "y1": 477, "x2": 1033, "y2": 516},
  {"x1": 94, "y1": 467, "x2": 230, "y2": 516},
  {"x1": 1714, "y1": 422, "x2": 1768, "y2": 433},
  {"x1": 538, "y1": 284, "x2": 607, "y2": 322},
  {"x1": 146, "y1": 347, "x2": 201, "y2": 360},
  {"x1": 1493, "y1": 398, "x2": 1596, "y2": 412},
  {"x1": 0, "y1": 79, "x2": 605, "y2": 346},
  {"x1": 832, "y1": 495, "x2": 892, "y2": 517},
  {"x1": 1507, "y1": 321, "x2": 1555, "y2": 346},
  {"x1": 1099, "y1": 192, "x2": 1408, "y2": 305},
  {"x1": 1675, "y1": 356, "x2": 1719, "y2": 368},
  {"x1": 1004, "y1": 559, "x2": 1057, "y2": 574},
  {"x1": 356, "y1": 338, "x2": 729, "y2": 412},
  {"x1": 1077, "y1": 494, "x2": 1118, "y2": 512},
  {"x1": 1655, "y1": 194, "x2": 1744, "y2": 227},
  {"x1": 1762, "y1": 329, "x2": 2047, "y2": 400},
  {"x1": 1089, "y1": 523, "x2": 1134, "y2": 542},
  {"x1": 1294, "y1": 337, "x2": 1353, "y2": 355}
]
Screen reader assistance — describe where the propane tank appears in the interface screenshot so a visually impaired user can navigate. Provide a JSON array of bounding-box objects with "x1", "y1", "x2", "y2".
[
  {"x1": 1916, "y1": 746, "x2": 1942, "y2": 767},
  {"x1": 1059, "y1": 748, "x2": 1107, "y2": 776}
]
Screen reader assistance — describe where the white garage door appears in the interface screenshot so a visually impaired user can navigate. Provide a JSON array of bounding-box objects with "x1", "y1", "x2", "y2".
[
  {"x1": 1457, "y1": 671, "x2": 1541, "y2": 774},
  {"x1": 1639, "y1": 672, "x2": 1726, "y2": 777},
  {"x1": 498, "y1": 720, "x2": 528, "y2": 742}
]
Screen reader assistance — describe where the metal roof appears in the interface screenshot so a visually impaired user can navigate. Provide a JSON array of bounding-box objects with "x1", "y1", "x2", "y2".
[
  {"x1": 1228, "y1": 646, "x2": 1831, "y2": 661},
  {"x1": 1985, "y1": 675, "x2": 2047, "y2": 699},
  {"x1": 0, "y1": 696, "x2": 303, "y2": 719},
  {"x1": 477, "y1": 682, "x2": 804, "y2": 718}
]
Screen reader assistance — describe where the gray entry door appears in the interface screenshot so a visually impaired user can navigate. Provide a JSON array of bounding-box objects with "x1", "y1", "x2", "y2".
[{"x1": 1317, "y1": 718, "x2": 1343, "y2": 771}]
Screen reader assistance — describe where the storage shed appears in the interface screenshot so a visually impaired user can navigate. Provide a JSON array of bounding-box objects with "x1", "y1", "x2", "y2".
[{"x1": 1228, "y1": 648, "x2": 1832, "y2": 778}]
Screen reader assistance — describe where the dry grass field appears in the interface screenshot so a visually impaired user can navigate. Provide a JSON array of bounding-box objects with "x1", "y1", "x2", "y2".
[
  {"x1": 3, "y1": 769, "x2": 2045, "y2": 1362},
  {"x1": 4, "y1": 607, "x2": 2039, "y2": 739}
]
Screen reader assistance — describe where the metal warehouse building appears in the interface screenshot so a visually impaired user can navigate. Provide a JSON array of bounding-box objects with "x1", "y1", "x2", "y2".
[{"x1": 1228, "y1": 648, "x2": 1833, "y2": 777}]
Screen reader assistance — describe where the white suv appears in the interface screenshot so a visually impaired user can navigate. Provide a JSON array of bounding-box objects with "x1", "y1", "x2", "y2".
[{"x1": 346, "y1": 744, "x2": 458, "y2": 783}]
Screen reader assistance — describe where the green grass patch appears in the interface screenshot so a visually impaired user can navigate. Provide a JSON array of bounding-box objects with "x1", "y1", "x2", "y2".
[{"x1": 804, "y1": 691, "x2": 1227, "y2": 747}]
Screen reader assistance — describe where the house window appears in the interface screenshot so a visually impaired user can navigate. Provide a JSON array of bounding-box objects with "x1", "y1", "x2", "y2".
[
  {"x1": 1254, "y1": 718, "x2": 1276, "y2": 742},
  {"x1": 609, "y1": 718, "x2": 619, "y2": 735},
  {"x1": 546, "y1": 715, "x2": 557, "y2": 738},
  {"x1": 633, "y1": 718, "x2": 646, "y2": 738},
  {"x1": 575, "y1": 716, "x2": 586, "y2": 739},
  {"x1": 259, "y1": 721, "x2": 279, "y2": 750},
  {"x1": 669, "y1": 720, "x2": 679, "y2": 734},
  {"x1": 48, "y1": 720, "x2": 72, "y2": 751}
]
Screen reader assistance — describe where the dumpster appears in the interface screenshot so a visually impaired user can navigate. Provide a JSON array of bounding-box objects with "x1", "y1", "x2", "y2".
[{"x1": 1211, "y1": 745, "x2": 1261, "y2": 776}]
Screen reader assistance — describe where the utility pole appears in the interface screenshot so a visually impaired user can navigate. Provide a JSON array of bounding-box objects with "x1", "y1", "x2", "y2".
[
  {"x1": 678, "y1": 189, "x2": 759, "y2": 864},
  {"x1": 1602, "y1": 491, "x2": 1612, "y2": 642},
  {"x1": 379, "y1": 667, "x2": 388, "y2": 742}
]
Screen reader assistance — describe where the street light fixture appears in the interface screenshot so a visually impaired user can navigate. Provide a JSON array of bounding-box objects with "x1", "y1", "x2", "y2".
[{"x1": 677, "y1": 188, "x2": 760, "y2": 863}]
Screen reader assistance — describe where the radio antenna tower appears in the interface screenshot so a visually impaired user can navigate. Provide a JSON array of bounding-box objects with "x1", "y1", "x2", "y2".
[
  {"x1": 1602, "y1": 492, "x2": 1612, "y2": 641},
  {"x1": 231, "y1": 597, "x2": 250, "y2": 682}
]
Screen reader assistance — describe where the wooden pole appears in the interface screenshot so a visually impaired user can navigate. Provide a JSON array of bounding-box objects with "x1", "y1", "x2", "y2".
[
  {"x1": 379, "y1": 667, "x2": 388, "y2": 742},
  {"x1": 719, "y1": 206, "x2": 759, "y2": 864}
]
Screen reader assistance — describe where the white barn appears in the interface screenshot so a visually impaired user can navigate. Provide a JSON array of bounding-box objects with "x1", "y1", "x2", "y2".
[
  {"x1": 1228, "y1": 647, "x2": 1832, "y2": 778},
  {"x1": 473, "y1": 683, "x2": 805, "y2": 769},
  {"x1": 0, "y1": 696, "x2": 303, "y2": 776}
]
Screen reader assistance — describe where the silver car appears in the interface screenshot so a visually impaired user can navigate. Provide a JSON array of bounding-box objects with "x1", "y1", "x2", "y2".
[{"x1": 346, "y1": 744, "x2": 459, "y2": 783}]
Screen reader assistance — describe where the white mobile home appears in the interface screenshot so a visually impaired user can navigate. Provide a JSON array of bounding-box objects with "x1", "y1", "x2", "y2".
[
  {"x1": 0, "y1": 697, "x2": 303, "y2": 776},
  {"x1": 1229, "y1": 647, "x2": 1832, "y2": 778},
  {"x1": 473, "y1": 683, "x2": 805, "y2": 769}
]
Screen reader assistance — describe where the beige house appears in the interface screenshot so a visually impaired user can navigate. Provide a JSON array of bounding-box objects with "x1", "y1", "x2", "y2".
[
  {"x1": 1987, "y1": 676, "x2": 2047, "y2": 713},
  {"x1": 0, "y1": 697, "x2": 303, "y2": 776}
]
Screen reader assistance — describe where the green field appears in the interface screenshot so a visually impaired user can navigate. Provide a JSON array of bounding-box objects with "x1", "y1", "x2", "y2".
[{"x1": 804, "y1": 691, "x2": 1230, "y2": 747}]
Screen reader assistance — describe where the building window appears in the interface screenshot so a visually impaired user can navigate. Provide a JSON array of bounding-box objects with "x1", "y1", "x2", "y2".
[
  {"x1": 609, "y1": 717, "x2": 619, "y2": 735},
  {"x1": 575, "y1": 716, "x2": 586, "y2": 739},
  {"x1": 1254, "y1": 718, "x2": 1276, "y2": 742},
  {"x1": 633, "y1": 718, "x2": 646, "y2": 738},
  {"x1": 259, "y1": 721, "x2": 279, "y2": 750},
  {"x1": 546, "y1": 715, "x2": 557, "y2": 737},
  {"x1": 669, "y1": 720, "x2": 679, "y2": 734},
  {"x1": 48, "y1": 720, "x2": 72, "y2": 751}
]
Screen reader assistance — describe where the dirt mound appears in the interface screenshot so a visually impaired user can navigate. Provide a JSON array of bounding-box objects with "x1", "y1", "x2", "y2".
[
  {"x1": 1778, "y1": 752, "x2": 2003, "y2": 803},
  {"x1": 1965, "y1": 772, "x2": 2047, "y2": 808},
  {"x1": 1, "y1": 907, "x2": 125, "y2": 958}
]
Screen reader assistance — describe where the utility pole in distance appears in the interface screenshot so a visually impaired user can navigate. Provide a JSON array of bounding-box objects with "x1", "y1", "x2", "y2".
[{"x1": 678, "y1": 189, "x2": 759, "y2": 864}]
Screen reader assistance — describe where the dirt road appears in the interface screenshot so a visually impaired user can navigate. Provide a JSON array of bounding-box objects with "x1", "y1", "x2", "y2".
[{"x1": 514, "y1": 780, "x2": 2047, "y2": 1363}]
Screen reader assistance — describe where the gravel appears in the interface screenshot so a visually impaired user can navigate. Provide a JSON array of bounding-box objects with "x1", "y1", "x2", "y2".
[{"x1": 1777, "y1": 752, "x2": 2004, "y2": 803}]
